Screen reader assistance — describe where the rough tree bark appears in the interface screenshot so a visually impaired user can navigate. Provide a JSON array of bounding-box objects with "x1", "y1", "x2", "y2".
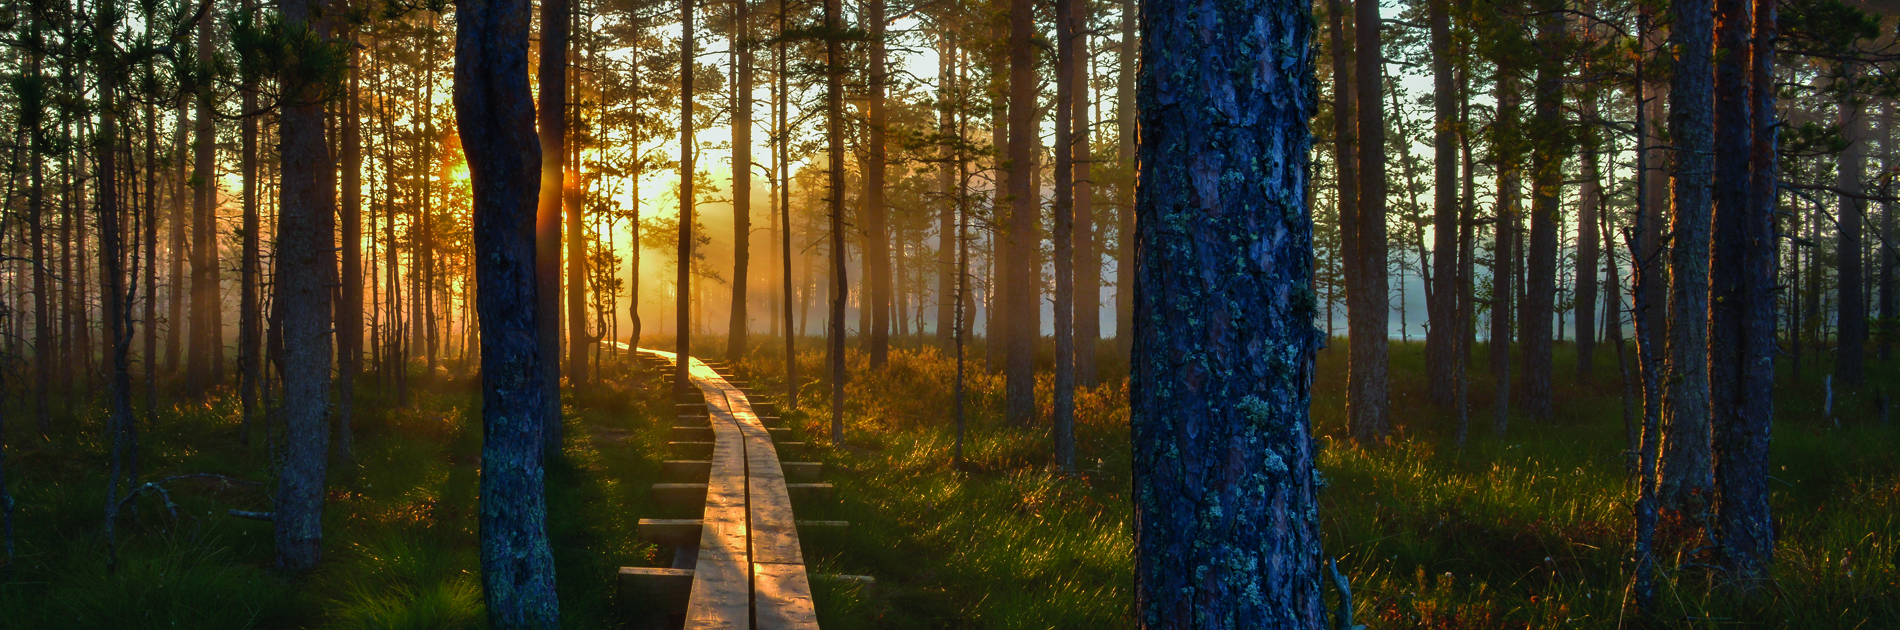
[
  {"x1": 1352, "y1": 0, "x2": 1389, "y2": 443},
  {"x1": 1715, "y1": 0, "x2": 1777, "y2": 581},
  {"x1": 1131, "y1": 0, "x2": 1324, "y2": 620},
  {"x1": 1659, "y1": 0, "x2": 1714, "y2": 517},
  {"x1": 274, "y1": 0, "x2": 338, "y2": 572},
  {"x1": 455, "y1": 0, "x2": 563, "y2": 620}
]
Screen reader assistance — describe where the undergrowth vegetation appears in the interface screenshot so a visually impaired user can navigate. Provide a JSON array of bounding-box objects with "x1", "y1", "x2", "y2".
[{"x1": 1, "y1": 339, "x2": 1894, "y2": 628}]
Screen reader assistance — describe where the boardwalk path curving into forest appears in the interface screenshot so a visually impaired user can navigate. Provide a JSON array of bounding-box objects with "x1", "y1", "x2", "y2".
[{"x1": 621, "y1": 348, "x2": 825, "y2": 629}]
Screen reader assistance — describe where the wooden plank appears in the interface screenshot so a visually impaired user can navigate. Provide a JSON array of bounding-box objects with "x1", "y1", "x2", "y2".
[
  {"x1": 748, "y1": 474, "x2": 803, "y2": 565},
  {"x1": 752, "y1": 562, "x2": 819, "y2": 629},
  {"x1": 684, "y1": 505, "x2": 750, "y2": 629}
]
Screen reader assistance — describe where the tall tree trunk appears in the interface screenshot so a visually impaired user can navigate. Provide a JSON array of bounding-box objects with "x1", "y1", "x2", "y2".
[
  {"x1": 1716, "y1": 0, "x2": 1777, "y2": 579},
  {"x1": 167, "y1": 103, "x2": 185, "y2": 375},
  {"x1": 1052, "y1": 0, "x2": 1078, "y2": 471},
  {"x1": 455, "y1": 0, "x2": 562, "y2": 619},
  {"x1": 95, "y1": 5, "x2": 137, "y2": 568},
  {"x1": 1003, "y1": 0, "x2": 1037, "y2": 427},
  {"x1": 825, "y1": 0, "x2": 847, "y2": 442},
  {"x1": 239, "y1": 5, "x2": 262, "y2": 448},
  {"x1": 1071, "y1": 4, "x2": 1098, "y2": 388},
  {"x1": 778, "y1": 1, "x2": 796, "y2": 403},
  {"x1": 275, "y1": 0, "x2": 338, "y2": 573},
  {"x1": 538, "y1": 0, "x2": 569, "y2": 447},
  {"x1": 1131, "y1": 0, "x2": 1325, "y2": 618},
  {"x1": 188, "y1": 16, "x2": 217, "y2": 394},
  {"x1": 1522, "y1": 4, "x2": 1561, "y2": 422},
  {"x1": 1351, "y1": 0, "x2": 1389, "y2": 443},
  {"x1": 336, "y1": 26, "x2": 362, "y2": 460},
  {"x1": 1426, "y1": 0, "x2": 1457, "y2": 406},
  {"x1": 937, "y1": 33, "x2": 957, "y2": 351},
  {"x1": 26, "y1": 42, "x2": 49, "y2": 435},
  {"x1": 1659, "y1": 0, "x2": 1714, "y2": 517},
  {"x1": 1575, "y1": 84, "x2": 1601, "y2": 379},
  {"x1": 866, "y1": 0, "x2": 890, "y2": 367},
  {"x1": 1327, "y1": 0, "x2": 1356, "y2": 369},
  {"x1": 1490, "y1": 69, "x2": 1520, "y2": 431},
  {"x1": 1837, "y1": 72, "x2": 1868, "y2": 385},
  {"x1": 678, "y1": 0, "x2": 698, "y2": 394},
  {"x1": 567, "y1": 13, "x2": 590, "y2": 385},
  {"x1": 729, "y1": 0, "x2": 754, "y2": 362}
]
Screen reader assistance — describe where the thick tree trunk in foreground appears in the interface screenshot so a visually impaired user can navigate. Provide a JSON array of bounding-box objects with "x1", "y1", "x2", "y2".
[
  {"x1": 1659, "y1": 0, "x2": 1715, "y2": 518},
  {"x1": 1132, "y1": 0, "x2": 1323, "y2": 621},
  {"x1": 538, "y1": 0, "x2": 569, "y2": 448},
  {"x1": 275, "y1": 0, "x2": 338, "y2": 573},
  {"x1": 455, "y1": 0, "x2": 562, "y2": 621},
  {"x1": 1351, "y1": 0, "x2": 1389, "y2": 443}
]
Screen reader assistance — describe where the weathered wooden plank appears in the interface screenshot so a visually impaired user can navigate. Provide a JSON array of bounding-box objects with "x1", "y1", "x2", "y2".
[
  {"x1": 748, "y1": 474, "x2": 803, "y2": 565},
  {"x1": 684, "y1": 505, "x2": 750, "y2": 629},
  {"x1": 752, "y1": 562, "x2": 819, "y2": 629}
]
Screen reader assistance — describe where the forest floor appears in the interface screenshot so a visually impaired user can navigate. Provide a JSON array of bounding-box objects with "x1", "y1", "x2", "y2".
[{"x1": 0, "y1": 340, "x2": 1894, "y2": 628}]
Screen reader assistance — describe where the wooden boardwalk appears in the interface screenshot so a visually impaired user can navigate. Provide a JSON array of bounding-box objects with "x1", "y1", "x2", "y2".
[{"x1": 621, "y1": 348, "x2": 829, "y2": 629}]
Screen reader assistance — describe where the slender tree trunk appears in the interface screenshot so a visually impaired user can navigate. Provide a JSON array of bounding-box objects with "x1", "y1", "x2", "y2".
[
  {"x1": 1132, "y1": 0, "x2": 1325, "y2": 618},
  {"x1": 1351, "y1": 0, "x2": 1389, "y2": 443},
  {"x1": 336, "y1": 26, "x2": 362, "y2": 460},
  {"x1": 1659, "y1": 0, "x2": 1714, "y2": 517},
  {"x1": 1052, "y1": 0, "x2": 1078, "y2": 471},
  {"x1": 539, "y1": 0, "x2": 569, "y2": 446},
  {"x1": 1522, "y1": 4, "x2": 1561, "y2": 422},
  {"x1": 778, "y1": 1, "x2": 796, "y2": 403},
  {"x1": 275, "y1": 0, "x2": 338, "y2": 573},
  {"x1": 937, "y1": 32, "x2": 957, "y2": 351},
  {"x1": 1491, "y1": 69, "x2": 1520, "y2": 432},
  {"x1": 456, "y1": 0, "x2": 562, "y2": 619},
  {"x1": 866, "y1": 0, "x2": 890, "y2": 367},
  {"x1": 26, "y1": 42, "x2": 49, "y2": 434},
  {"x1": 678, "y1": 0, "x2": 698, "y2": 394},
  {"x1": 825, "y1": 0, "x2": 847, "y2": 442},
  {"x1": 1427, "y1": 0, "x2": 1458, "y2": 405},
  {"x1": 729, "y1": 0, "x2": 754, "y2": 362},
  {"x1": 1837, "y1": 72, "x2": 1868, "y2": 385},
  {"x1": 96, "y1": 7, "x2": 137, "y2": 568},
  {"x1": 1882, "y1": 104, "x2": 1895, "y2": 361},
  {"x1": 1003, "y1": 0, "x2": 1037, "y2": 427},
  {"x1": 1071, "y1": 4, "x2": 1098, "y2": 388},
  {"x1": 187, "y1": 16, "x2": 217, "y2": 394}
]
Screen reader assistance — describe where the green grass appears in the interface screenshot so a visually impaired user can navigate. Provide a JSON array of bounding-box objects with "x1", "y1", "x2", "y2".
[
  {"x1": 3, "y1": 339, "x2": 1896, "y2": 628},
  {"x1": 730, "y1": 337, "x2": 1898, "y2": 628},
  {"x1": 0, "y1": 361, "x2": 667, "y2": 629}
]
